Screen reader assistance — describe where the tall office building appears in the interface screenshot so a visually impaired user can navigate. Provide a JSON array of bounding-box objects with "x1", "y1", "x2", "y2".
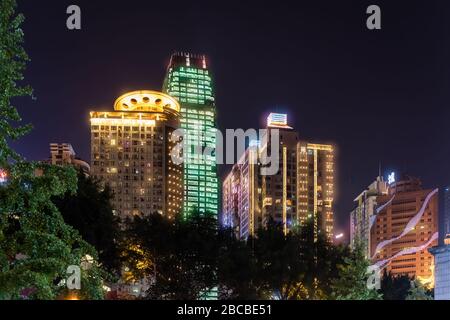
[
  {"x1": 297, "y1": 142, "x2": 335, "y2": 241},
  {"x1": 163, "y1": 52, "x2": 218, "y2": 218},
  {"x1": 350, "y1": 176, "x2": 389, "y2": 257},
  {"x1": 222, "y1": 113, "x2": 335, "y2": 240},
  {"x1": 370, "y1": 175, "x2": 438, "y2": 284},
  {"x1": 47, "y1": 143, "x2": 90, "y2": 175},
  {"x1": 90, "y1": 90, "x2": 183, "y2": 220},
  {"x1": 223, "y1": 144, "x2": 261, "y2": 239},
  {"x1": 260, "y1": 113, "x2": 298, "y2": 236}
]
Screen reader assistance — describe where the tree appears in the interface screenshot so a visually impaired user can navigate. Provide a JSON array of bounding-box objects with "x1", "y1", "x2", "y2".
[
  {"x1": 53, "y1": 172, "x2": 122, "y2": 275},
  {"x1": 294, "y1": 218, "x2": 347, "y2": 300},
  {"x1": 0, "y1": 1, "x2": 106, "y2": 299},
  {"x1": 405, "y1": 280, "x2": 433, "y2": 300},
  {"x1": 218, "y1": 228, "x2": 258, "y2": 300},
  {"x1": 219, "y1": 218, "x2": 350, "y2": 300},
  {"x1": 331, "y1": 243, "x2": 382, "y2": 300},
  {"x1": 244, "y1": 218, "x2": 347, "y2": 300},
  {"x1": 0, "y1": 0, "x2": 32, "y2": 166},
  {"x1": 123, "y1": 211, "x2": 219, "y2": 300},
  {"x1": 251, "y1": 220, "x2": 306, "y2": 300},
  {"x1": 0, "y1": 163, "x2": 106, "y2": 299},
  {"x1": 379, "y1": 271, "x2": 412, "y2": 300}
]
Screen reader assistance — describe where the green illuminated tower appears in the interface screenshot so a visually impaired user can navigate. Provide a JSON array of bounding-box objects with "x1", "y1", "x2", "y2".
[{"x1": 163, "y1": 52, "x2": 218, "y2": 218}]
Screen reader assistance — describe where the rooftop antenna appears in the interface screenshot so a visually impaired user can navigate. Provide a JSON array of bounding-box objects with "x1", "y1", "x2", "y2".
[{"x1": 378, "y1": 161, "x2": 383, "y2": 181}]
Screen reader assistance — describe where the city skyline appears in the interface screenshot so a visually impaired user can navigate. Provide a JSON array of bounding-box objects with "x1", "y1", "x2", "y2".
[{"x1": 11, "y1": 0, "x2": 450, "y2": 241}]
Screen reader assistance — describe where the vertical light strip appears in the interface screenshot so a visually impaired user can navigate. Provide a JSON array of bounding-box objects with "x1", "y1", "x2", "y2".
[
  {"x1": 314, "y1": 148, "x2": 318, "y2": 242},
  {"x1": 283, "y1": 146, "x2": 288, "y2": 236},
  {"x1": 250, "y1": 149, "x2": 255, "y2": 237}
]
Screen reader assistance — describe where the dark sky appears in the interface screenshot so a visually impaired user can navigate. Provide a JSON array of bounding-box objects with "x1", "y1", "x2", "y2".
[{"x1": 13, "y1": 0, "x2": 450, "y2": 241}]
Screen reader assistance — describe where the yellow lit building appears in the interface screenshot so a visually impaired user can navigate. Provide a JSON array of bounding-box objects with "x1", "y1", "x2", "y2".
[
  {"x1": 297, "y1": 142, "x2": 335, "y2": 241},
  {"x1": 48, "y1": 143, "x2": 90, "y2": 175},
  {"x1": 260, "y1": 113, "x2": 298, "y2": 236},
  {"x1": 90, "y1": 90, "x2": 183, "y2": 220},
  {"x1": 222, "y1": 113, "x2": 335, "y2": 241}
]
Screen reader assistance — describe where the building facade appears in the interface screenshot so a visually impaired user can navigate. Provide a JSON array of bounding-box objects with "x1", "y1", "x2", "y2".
[
  {"x1": 222, "y1": 113, "x2": 335, "y2": 240},
  {"x1": 90, "y1": 90, "x2": 183, "y2": 220},
  {"x1": 163, "y1": 52, "x2": 218, "y2": 218},
  {"x1": 369, "y1": 175, "x2": 438, "y2": 284},
  {"x1": 223, "y1": 145, "x2": 261, "y2": 239},
  {"x1": 350, "y1": 176, "x2": 389, "y2": 257},
  {"x1": 48, "y1": 143, "x2": 90, "y2": 175},
  {"x1": 429, "y1": 243, "x2": 450, "y2": 300},
  {"x1": 260, "y1": 113, "x2": 298, "y2": 236},
  {"x1": 297, "y1": 142, "x2": 335, "y2": 242}
]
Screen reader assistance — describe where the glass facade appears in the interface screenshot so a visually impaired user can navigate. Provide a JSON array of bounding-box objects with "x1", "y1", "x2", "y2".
[{"x1": 163, "y1": 53, "x2": 218, "y2": 218}]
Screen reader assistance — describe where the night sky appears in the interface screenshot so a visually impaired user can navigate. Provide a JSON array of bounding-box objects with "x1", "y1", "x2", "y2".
[{"x1": 13, "y1": 0, "x2": 450, "y2": 241}]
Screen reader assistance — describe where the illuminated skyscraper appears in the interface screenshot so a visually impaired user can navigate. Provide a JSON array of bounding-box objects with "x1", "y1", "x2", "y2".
[
  {"x1": 163, "y1": 52, "x2": 218, "y2": 217},
  {"x1": 370, "y1": 175, "x2": 438, "y2": 284},
  {"x1": 297, "y1": 142, "x2": 335, "y2": 241},
  {"x1": 261, "y1": 113, "x2": 298, "y2": 236},
  {"x1": 90, "y1": 90, "x2": 183, "y2": 220},
  {"x1": 350, "y1": 176, "x2": 389, "y2": 257},
  {"x1": 223, "y1": 113, "x2": 335, "y2": 240},
  {"x1": 223, "y1": 144, "x2": 261, "y2": 239}
]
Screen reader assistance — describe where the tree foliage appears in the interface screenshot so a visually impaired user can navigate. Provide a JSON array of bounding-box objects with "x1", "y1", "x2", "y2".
[
  {"x1": 0, "y1": 0, "x2": 32, "y2": 166},
  {"x1": 0, "y1": 163, "x2": 106, "y2": 299},
  {"x1": 379, "y1": 271, "x2": 412, "y2": 300},
  {"x1": 331, "y1": 242, "x2": 382, "y2": 300},
  {"x1": 123, "y1": 214, "x2": 370, "y2": 300},
  {"x1": 406, "y1": 280, "x2": 433, "y2": 300},
  {"x1": 123, "y1": 211, "x2": 219, "y2": 300},
  {"x1": 0, "y1": 1, "x2": 106, "y2": 300},
  {"x1": 53, "y1": 172, "x2": 122, "y2": 275}
]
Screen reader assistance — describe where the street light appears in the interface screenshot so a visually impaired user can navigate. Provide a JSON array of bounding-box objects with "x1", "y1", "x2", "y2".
[{"x1": 335, "y1": 233, "x2": 344, "y2": 240}]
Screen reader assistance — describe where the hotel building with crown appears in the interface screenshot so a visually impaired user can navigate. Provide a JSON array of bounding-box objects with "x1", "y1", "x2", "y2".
[{"x1": 90, "y1": 90, "x2": 183, "y2": 220}]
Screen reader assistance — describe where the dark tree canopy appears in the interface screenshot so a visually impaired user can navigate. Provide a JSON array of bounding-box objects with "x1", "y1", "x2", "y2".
[
  {"x1": 54, "y1": 172, "x2": 122, "y2": 275},
  {"x1": 379, "y1": 271, "x2": 412, "y2": 300},
  {"x1": 123, "y1": 211, "x2": 219, "y2": 300},
  {"x1": 122, "y1": 213, "x2": 375, "y2": 300}
]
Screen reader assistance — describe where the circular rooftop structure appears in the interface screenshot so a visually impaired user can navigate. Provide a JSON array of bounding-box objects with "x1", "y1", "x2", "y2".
[{"x1": 114, "y1": 90, "x2": 180, "y2": 113}]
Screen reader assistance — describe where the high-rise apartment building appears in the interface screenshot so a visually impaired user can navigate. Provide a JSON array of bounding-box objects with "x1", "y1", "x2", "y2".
[
  {"x1": 297, "y1": 142, "x2": 335, "y2": 241},
  {"x1": 222, "y1": 113, "x2": 335, "y2": 240},
  {"x1": 48, "y1": 143, "x2": 90, "y2": 175},
  {"x1": 369, "y1": 175, "x2": 438, "y2": 284},
  {"x1": 90, "y1": 90, "x2": 183, "y2": 220},
  {"x1": 260, "y1": 113, "x2": 298, "y2": 236},
  {"x1": 350, "y1": 176, "x2": 389, "y2": 257},
  {"x1": 163, "y1": 52, "x2": 218, "y2": 218},
  {"x1": 223, "y1": 144, "x2": 261, "y2": 239}
]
